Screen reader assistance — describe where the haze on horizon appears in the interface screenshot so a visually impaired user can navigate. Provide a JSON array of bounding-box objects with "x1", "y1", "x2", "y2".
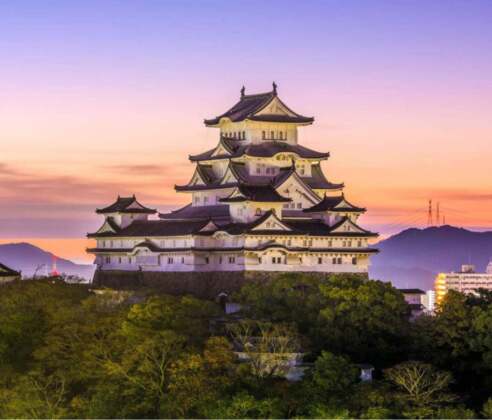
[{"x1": 1, "y1": 0, "x2": 491, "y2": 262}]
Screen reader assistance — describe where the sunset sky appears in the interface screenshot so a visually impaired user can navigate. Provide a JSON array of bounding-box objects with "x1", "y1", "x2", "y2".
[{"x1": 1, "y1": 0, "x2": 491, "y2": 262}]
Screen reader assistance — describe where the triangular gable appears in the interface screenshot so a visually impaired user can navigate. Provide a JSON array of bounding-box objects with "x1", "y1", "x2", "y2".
[
  {"x1": 276, "y1": 171, "x2": 321, "y2": 204},
  {"x1": 199, "y1": 220, "x2": 219, "y2": 232},
  {"x1": 251, "y1": 213, "x2": 292, "y2": 232},
  {"x1": 95, "y1": 218, "x2": 119, "y2": 234},
  {"x1": 211, "y1": 143, "x2": 231, "y2": 158},
  {"x1": 227, "y1": 187, "x2": 246, "y2": 199},
  {"x1": 126, "y1": 199, "x2": 146, "y2": 210},
  {"x1": 330, "y1": 218, "x2": 369, "y2": 234},
  {"x1": 219, "y1": 165, "x2": 240, "y2": 185},
  {"x1": 189, "y1": 167, "x2": 207, "y2": 186},
  {"x1": 334, "y1": 198, "x2": 353, "y2": 209},
  {"x1": 211, "y1": 138, "x2": 234, "y2": 158},
  {"x1": 254, "y1": 96, "x2": 297, "y2": 117}
]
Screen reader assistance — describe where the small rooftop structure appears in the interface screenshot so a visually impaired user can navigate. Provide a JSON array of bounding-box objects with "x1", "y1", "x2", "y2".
[{"x1": 0, "y1": 263, "x2": 21, "y2": 283}]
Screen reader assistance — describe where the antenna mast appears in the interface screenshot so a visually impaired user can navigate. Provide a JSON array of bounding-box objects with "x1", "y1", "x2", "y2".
[{"x1": 427, "y1": 199, "x2": 433, "y2": 226}]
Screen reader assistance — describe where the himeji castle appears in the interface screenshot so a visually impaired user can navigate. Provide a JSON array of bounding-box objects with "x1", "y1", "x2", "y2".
[{"x1": 87, "y1": 84, "x2": 378, "y2": 290}]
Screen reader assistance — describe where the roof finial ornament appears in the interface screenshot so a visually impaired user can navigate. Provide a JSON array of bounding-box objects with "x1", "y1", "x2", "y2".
[
  {"x1": 240, "y1": 85, "x2": 245, "y2": 98},
  {"x1": 272, "y1": 81, "x2": 278, "y2": 95}
]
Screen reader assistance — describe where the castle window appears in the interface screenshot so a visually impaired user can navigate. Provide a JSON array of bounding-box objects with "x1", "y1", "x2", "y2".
[
  {"x1": 352, "y1": 257, "x2": 357, "y2": 265},
  {"x1": 168, "y1": 257, "x2": 174, "y2": 264},
  {"x1": 318, "y1": 257, "x2": 322, "y2": 264},
  {"x1": 279, "y1": 132, "x2": 283, "y2": 140},
  {"x1": 271, "y1": 131, "x2": 274, "y2": 139},
  {"x1": 102, "y1": 240, "x2": 106, "y2": 248},
  {"x1": 219, "y1": 256, "x2": 222, "y2": 264},
  {"x1": 105, "y1": 256, "x2": 111, "y2": 264},
  {"x1": 181, "y1": 257, "x2": 185, "y2": 263},
  {"x1": 204, "y1": 196, "x2": 208, "y2": 203},
  {"x1": 297, "y1": 203, "x2": 302, "y2": 209},
  {"x1": 242, "y1": 131, "x2": 246, "y2": 139},
  {"x1": 358, "y1": 240, "x2": 362, "y2": 247},
  {"x1": 337, "y1": 257, "x2": 342, "y2": 264},
  {"x1": 205, "y1": 257, "x2": 209, "y2": 264},
  {"x1": 332, "y1": 257, "x2": 337, "y2": 264},
  {"x1": 228, "y1": 256, "x2": 235, "y2": 263},
  {"x1": 128, "y1": 257, "x2": 132, "y2": 264},
  {"x1": 262, "y1": 131, "x2": 266, "y2": 140}
]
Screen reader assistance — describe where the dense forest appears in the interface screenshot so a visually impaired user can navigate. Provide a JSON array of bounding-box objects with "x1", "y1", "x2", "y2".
[{"x1": 1, "y1": 274, "x2": 492, "y2": 419}]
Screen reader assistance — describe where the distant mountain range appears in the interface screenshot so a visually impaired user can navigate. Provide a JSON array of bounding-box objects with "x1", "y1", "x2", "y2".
[
  {"x1": 370, "y1": 225, "x2": 492, "y2": 290},
  {"x1": 0, "y1": 242, "x2": 95, "y2": 280}
]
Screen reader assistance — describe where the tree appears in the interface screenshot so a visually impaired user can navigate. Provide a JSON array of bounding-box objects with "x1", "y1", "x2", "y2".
[
  {"x1": 311, "y1": 351, "x2": 359, "y2": 395},
  {"x1": 228, "y1": 320, "x2": 300, "y2": 379},
  {"x1": 317, "y1": 276, "x2": 410, "y2": 365},
  {"x1": 384, "y1": 361, "x2": 455, "y2": 418},
  {"x1": 207, "y1": 391, "x2": 284, "y2": 419}
]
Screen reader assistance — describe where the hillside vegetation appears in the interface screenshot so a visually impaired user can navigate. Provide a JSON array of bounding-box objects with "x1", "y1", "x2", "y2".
[{"x1": 1, "y1": 275, "x2": 492, "y2": 418}]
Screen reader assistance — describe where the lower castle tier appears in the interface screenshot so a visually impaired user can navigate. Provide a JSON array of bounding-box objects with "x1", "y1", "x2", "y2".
[{"x1": 87, "y1": 84, "x2": 378, "y2": 277}]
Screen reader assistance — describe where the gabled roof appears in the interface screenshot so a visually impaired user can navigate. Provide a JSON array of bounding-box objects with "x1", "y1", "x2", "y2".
[
  {"x1": 96, "y1": 195, "x2": 156, "y2": 214},
  {"x1": 189, "y1": 141, "x2": 329, "y2": 162},
  {"x1": 93, "y1": 217, "x2": 121, "y2": 235},
  {"x1": 327, "y1": 217, "x2": 377, "y2": 236},
  {"x1": 0, "y1": 263, "x2": 20, "y2": 277},
  {"x1": 159, "y1": 204, "x2": 231, "y2": 221},
  {"x1": 273, "y1": 167, "x2": 322, "y2": 204},
  {"x1": 304, "y1": 194, "x2": 365, "y2": 213},
  {"x1": 204, "y1": 85, "x2": 314, "y2": 126},
  {"x1": 220, "y1": 184, "x2": 291, "y2": 203},
  {"x1": 88, "y1": 219, "x2": 211, "y2": 238}
]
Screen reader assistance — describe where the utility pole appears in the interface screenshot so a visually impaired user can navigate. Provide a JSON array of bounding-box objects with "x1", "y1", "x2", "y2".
[{"x1": 436, "y1": 202, "x2": 440, "y2": 227}]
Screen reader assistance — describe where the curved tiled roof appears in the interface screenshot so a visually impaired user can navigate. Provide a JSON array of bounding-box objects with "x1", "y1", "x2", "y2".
[
  {"x1": 304, "y1": 194, "x2": 365, "y2": 213},
  {"x1": 204, "y1": 86, "x2": 313, "y2": 126},
  {"x1": 159, "y1": 204, "x2": 231, "y2": 221},
  {"x1": 96, "y1": 195, "x2": 156, "y2": 214},
  {"x1": 220, "y1": 184, "x2": 291, "y2": 203},
  {"x1": 189, "y1": 141, "x2": 329, "y2": 162}
]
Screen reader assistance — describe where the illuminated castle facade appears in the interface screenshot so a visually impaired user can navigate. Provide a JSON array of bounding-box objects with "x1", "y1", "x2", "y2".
[{"x1": 88, "y1": 84, "x2": 378, "y2": 277}]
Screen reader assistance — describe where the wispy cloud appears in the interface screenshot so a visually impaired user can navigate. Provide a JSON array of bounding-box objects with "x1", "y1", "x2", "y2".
[{"x1": 101, "y1": 163, "x2": 188, "y2": 176}]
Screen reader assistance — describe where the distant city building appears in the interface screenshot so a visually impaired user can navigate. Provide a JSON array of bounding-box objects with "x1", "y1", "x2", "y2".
[
  {"x1": 87, "y1": 84, "x2": 378, "y2": 288},
  {"x1": 422, "y1": 290, "x2": 436, "y2": 313},
  {"x1": 435, "y1": 262, "x2": 492, "y2": 303},
  {"x1": 0, "y1": 263, "x2": 21, "y2": 283},
  {"x1": 399, "y1": 288, "x2": 426, "y2": 318}
]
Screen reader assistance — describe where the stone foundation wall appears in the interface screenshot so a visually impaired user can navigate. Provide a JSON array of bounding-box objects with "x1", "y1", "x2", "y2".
[{"x1": 92, "y1": 269, "x2": 368, "y2": 300}]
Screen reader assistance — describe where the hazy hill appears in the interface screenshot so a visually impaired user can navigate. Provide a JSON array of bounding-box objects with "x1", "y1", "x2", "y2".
[
  {"x1": 0, "y1": 242, "x2": 95, "y2": 280},
  {"x1": 370, "y1": 225, "x2": 492, "y2": 290}
]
